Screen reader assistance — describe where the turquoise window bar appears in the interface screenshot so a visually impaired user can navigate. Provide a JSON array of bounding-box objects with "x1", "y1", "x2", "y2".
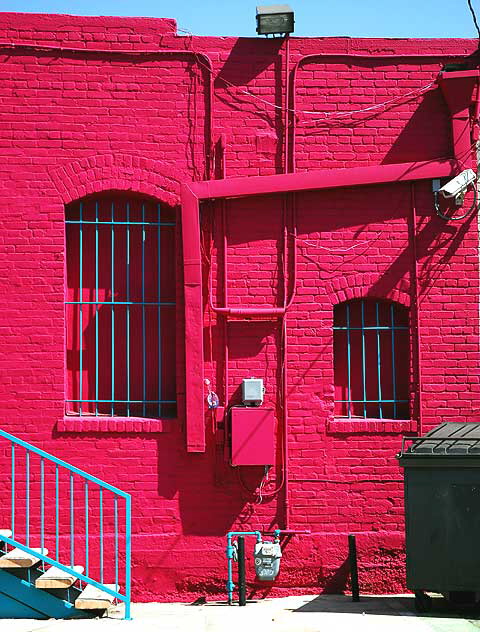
[
  {"x1": 333, "y1": 299, "x2": 410, "y2": 420},
  {"x1": 66, "y1": 194, "x2": 177, "y2": 419}
]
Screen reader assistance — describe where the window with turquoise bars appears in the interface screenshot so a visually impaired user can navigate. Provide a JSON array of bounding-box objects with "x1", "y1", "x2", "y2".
[
  {"x1": 333, "y1": 299, "x2": 410, "y2": 420},
  {"x1": 65, "y1": 192, "x2": 177, "y2": 418}
]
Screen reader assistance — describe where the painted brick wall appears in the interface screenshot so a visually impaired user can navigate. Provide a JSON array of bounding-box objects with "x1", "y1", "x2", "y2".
[{"x1": 0, "y1": 12, "x2": 479, "y2": 601}]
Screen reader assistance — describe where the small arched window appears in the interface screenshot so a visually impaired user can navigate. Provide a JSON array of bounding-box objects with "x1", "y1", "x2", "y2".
[
  {"x1": 333, "y1": 299, "x2": 409, "y2": 420},
  {"x1": 65, "y1": 192, "x2": 176, "y2": 418}
]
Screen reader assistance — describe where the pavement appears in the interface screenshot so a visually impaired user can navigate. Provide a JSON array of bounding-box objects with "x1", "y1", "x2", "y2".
[{"x1": 5, "y1": 594, "x2": 480, "y2": 632}]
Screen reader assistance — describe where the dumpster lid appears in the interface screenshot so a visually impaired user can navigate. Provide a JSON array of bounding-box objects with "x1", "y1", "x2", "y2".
[{"x1": 399, "y1": 422, "x2": 480, "y2": 459}]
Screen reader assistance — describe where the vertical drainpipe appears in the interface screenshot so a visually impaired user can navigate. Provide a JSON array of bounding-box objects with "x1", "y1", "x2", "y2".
[
  {"x1": 181, "y1": 184, "x2": 206, "y2": 452},
  {"x1": 476, "y1": 92, "x2": 480, "y2": 367},
  {"x1": 437, "y1": 70, "x2": 480, "y2": 420},
  {"x1": 437, "y1": 70, "x2": 479, "y2": 170},
  {"x1": 282, "y1": 35, "x2": 291, "y2": 529},
  {"x1": 221, "y1": 135, "x2": 230, "y2": 459},
  {"x1": 409, "y1": 183, "x2": 423, "y2": 437}
]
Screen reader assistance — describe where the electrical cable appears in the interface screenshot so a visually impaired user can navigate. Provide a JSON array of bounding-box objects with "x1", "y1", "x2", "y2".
[
  {"x1": 192, "y1": 52, "x2": 435, "y2": 119},
  {"x1": 302, "y1": 82, "x2": 435, "y2": 124},
  {"x1": 467, "y1": 0, "x2": 480, "y2": 41},
  {"x1": 0, "y1": 38, "x2": 439, "y2": 125},
  {"x1": 299, "y1": 233, "x2": 382, "y2": 253},
  {"x1": 236, "y1": 467, "x2": 258, "y2": 497}
]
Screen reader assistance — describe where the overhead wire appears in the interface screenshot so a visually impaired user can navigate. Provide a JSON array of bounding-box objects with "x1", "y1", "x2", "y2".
[
  {"x1": 192, "y1": 51, "x2": 436, "y2": 120},
  {"x1": 467, "y1": 0, "x2": 480, "y2": 41},
  {"x1": 302, "y1": 82, "x2": 435, "y2": 124},
  {"x1": 299, "y1": 233, "x2": 382, "y2": 253}
]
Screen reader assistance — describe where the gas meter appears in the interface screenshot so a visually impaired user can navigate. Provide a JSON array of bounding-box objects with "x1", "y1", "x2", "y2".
[{"x1": 254, "y1": 540, "x2": 282, "y2": 581}]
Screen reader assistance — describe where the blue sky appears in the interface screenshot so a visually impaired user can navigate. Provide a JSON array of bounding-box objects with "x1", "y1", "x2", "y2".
[{"x1": 0, "y1": 0, "x2": 479, "y2": 39}]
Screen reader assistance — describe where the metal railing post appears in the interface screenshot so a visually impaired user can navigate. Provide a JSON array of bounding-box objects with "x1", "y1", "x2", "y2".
[{"x1": 0, "y1": 428, "x2": 132, "y2": 619}]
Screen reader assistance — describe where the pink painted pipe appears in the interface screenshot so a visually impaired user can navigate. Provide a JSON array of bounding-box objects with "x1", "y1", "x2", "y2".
[
  {"x1": 437, "y1": 70, "x2": 479, "y2": 170},
  {"x1": 181, "y1": 159, "x2": 457, "y2": 451}
]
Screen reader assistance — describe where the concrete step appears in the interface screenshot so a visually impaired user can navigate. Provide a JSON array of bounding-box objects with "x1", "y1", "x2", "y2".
[
  {"x1": 0, "y1": 530, "x2": 12, "y2": 539},
  {"x1": 36, "y1": 564, "x2": 84, "y2": 589},
  {"x1": 0, "y1": 547, "x2": 48, "y2": 568},
  {"x1": 75, "y1": 583, "x2": 116, "y2": 610}
]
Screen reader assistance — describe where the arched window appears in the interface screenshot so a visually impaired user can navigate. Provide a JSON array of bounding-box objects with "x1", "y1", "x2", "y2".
[
  {"x1": 65, "y1": 192, "x2": 176, "y2": 418},
  {"x1": 333, "y1": 299, "x2": 409, "y2": 420}
]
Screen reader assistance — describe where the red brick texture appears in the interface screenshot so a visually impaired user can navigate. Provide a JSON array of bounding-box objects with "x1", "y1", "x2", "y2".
[{"x1": 0, "y1": 12, "x2": 479, "y2": 601}]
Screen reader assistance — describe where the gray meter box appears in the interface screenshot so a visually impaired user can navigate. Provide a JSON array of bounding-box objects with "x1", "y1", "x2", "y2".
[
  {"x1": 254, "y1": 541, "x2": 282, "y2": 581},
  {"x1": 242, "y1": 378, "x2": 264, "y2": 406}
]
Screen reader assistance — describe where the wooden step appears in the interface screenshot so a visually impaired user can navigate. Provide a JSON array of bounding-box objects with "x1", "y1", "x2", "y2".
[
  {"x1": 0, "y1": 547, "x2": 48, "y2": 568},
  {"x1": 36, "y1": 564, "x2": 84, "y2": 589},
  {"x1": 75, "y1": 583, "x2": 116, "y2": 610},
  {"x1": 0, "y1": 530, "x2": 12, "y2": 539}
]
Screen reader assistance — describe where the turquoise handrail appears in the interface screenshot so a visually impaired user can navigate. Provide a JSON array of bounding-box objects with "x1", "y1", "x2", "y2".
[
  {"x1": 0, "y1": 428, "x2": 131, "y2": 620},
  {"x1": 0, "y1": 429, "x2": 128, "y2": 497}
]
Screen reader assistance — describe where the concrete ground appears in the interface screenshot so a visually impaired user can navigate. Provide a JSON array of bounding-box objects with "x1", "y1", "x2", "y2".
[{"x1": 5, "y1": 594, "x2": 480, "y2": 632}]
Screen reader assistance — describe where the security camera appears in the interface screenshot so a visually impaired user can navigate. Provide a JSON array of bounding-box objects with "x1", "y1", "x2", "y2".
[
  {"x1": 438, "y1": 169, "x2": 476, "y2": 199},
  {"x1": 433, "y1": 169, "x2": 478, "y2": 220}
]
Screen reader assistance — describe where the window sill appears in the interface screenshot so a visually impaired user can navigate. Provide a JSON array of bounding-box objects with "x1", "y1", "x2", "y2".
[
  {"x1": 327, "y1": 418, "x2": 417, "y2": 434},
  {"x1": 57, "y1": 416, "x2": 176, "y2": 434}
]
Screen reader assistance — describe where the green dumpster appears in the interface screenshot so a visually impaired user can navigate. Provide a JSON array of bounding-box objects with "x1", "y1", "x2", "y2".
[{"x1": 398, "y1": 422, "x2": 480, "y2": 611}]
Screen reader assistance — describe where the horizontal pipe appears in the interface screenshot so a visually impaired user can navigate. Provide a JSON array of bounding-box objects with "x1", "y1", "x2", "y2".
[
  {"x1": 291, "y1": 51, "x2": 475, "y2": 62},
  {"x1": 273, "y1": 529, "x2": 311, "y2": 536},
  {"x1": 189, "y1": 159, "x2": 457, "y2": 201},
  {"x1": 212, "y1": 307, "x2": 286, "y2": 317},
  {"x1": 1, "y1": 41, "x2": 471, "y2": 61},
  {"x1": 227, "y1": 531, "x2": 263, "y2": 540},
  {"x1": 182, "y1": 158, "x2": 457, "y2": 454},
  {"x1": 288, "y1": 53, "x2": 469, "y2": 171},
  {"x1": 209, "y1": 215, "x2": 297, "y2": 318}
]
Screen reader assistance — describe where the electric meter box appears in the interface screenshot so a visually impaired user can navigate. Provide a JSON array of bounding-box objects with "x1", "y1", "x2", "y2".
[
  {"x1": 242, "y1": 378, "x2": 264, "y2": 406},
  {"x1": 230, "y1": 407, "x2": 275, "y2": 466},
  {"x1": 254, "y1": 541, "x2": 282, "y2": 581}
]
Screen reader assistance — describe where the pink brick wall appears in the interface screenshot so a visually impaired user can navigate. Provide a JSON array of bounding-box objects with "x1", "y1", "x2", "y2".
[{"x1": 0, "y1": 12, "x2": 479, "y2": 601}]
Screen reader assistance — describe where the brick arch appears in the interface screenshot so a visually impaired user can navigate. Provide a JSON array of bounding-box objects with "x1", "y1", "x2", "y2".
[
  {"x1": 48, "y1": 154, "x2": 182, "y2": 207},
  {"x1": 323, "y1": 272, "x2": 411, "y2": 309}
]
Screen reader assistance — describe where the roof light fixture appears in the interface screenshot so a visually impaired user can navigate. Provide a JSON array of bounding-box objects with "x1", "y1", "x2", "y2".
[{"x1": 256, "y1": 5, "x2": 294, "y2": 37}]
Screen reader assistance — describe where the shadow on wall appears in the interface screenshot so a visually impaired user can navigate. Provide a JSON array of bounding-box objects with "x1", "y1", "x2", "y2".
[
  {"x1": 297, "y1": 183, "x2": 470, "y2": 301},
  {"x1": 172, "y1": 184, "x2": 471, "y2": 537},
  {"x1": 215, "y1": 38, "x2": 285, "y2": 174},
  {"x1": 216, "y1": 37, "x2": 284, "y2": 86},
  {"x1": 295, "y1": 60, "x2": 450, "y2": 168},
  {"x1": 382, "y1": 89, "x2": 451, "y2": 165},
  {"x1": 178, "y1": 319, "x2": 283, "y2": 536},
  {"x1": 59, "y1": 182, "x2": 475, "y2": 542}
]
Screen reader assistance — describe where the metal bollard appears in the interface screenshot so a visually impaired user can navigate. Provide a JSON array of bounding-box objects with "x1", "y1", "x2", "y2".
[
  {"x1": 238, "y1": 536, "x2": 246, "y2": 606},
  {"x1": 348, "y1": 534, "x2": 360, "y2": 602}
]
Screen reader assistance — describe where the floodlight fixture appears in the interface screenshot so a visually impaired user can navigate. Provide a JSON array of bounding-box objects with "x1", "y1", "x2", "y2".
[{"x1": 256, "y1": 5, "x2": 294, "y2": 37}]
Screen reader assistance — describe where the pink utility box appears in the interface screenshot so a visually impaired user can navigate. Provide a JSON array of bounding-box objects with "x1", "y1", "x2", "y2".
[{"x1": 230, "y1": 407, "x2": 275, "y2": 466}]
